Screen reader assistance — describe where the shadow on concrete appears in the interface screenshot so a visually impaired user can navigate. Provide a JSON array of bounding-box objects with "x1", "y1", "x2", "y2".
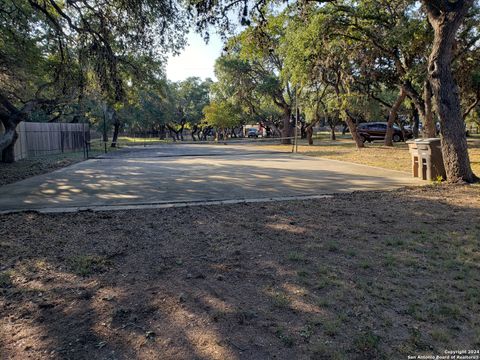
[{"x1": 0, "y1": 151, "x2": 421, "y2": 211}]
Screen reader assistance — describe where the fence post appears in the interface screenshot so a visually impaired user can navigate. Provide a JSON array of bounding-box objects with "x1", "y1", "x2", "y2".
[
  {"x1": 82, "y1": 123, "x2": 86, "y2": 159},
  {"x1": 103, "y1": 111, "x2": 107, "y2": 154},
  {"x1": 61, "y1": 124, "x2": 64, "y2": 153},
  {"x1": 25, "y1": 123, "x2": 29, "y2": 158}
]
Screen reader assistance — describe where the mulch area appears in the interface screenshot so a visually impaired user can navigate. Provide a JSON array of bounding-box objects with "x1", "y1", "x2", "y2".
[{"x1": 0, "y1": 185, "x2": 479, "y2": 359}]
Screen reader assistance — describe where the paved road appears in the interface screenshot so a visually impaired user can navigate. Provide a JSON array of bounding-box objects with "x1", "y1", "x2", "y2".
[{"x1": 0, "y1": 143, "x2": 422, "y2": 212}]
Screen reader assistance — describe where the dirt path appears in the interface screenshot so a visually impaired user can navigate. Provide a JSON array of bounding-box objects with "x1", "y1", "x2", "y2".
[{"x1": 1, "y1": 185, "x2": 479, "y2": 359}]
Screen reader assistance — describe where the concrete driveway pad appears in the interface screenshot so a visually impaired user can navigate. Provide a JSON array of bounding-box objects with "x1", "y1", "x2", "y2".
[{"x1": 0, "y1": 143, "x2": 423, "y2": 212}]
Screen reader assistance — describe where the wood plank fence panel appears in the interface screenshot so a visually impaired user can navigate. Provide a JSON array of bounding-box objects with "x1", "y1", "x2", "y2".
[{"x1": 0, "y1": 122, "x2": 89, "y2": 161}]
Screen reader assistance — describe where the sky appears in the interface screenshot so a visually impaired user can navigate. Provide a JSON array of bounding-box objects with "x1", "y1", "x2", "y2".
[{"x1": 166, "y1": 32, "x2": 225, "y2": 82}]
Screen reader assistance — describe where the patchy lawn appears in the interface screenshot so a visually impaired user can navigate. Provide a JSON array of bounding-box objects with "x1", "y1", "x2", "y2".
[
  {"x1": 116, "y1": 136, "x2": 171, "y2": 145},
  {"x1": 0, "y1": 153, "x2": 87, "y2": 186},
  {"x1": 0, "y1": 142, "x2": 110, "y2": 186},
  {"x1": 1, "y1": 185, "x2": 479, "y2": 359},
  {"x1": 258, "y1": 135, "x2": 480, "y2": 175}
]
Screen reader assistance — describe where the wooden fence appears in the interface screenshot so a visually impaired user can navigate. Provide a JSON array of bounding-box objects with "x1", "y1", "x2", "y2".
[{"x1": 0, "y1": 122, "x2": 89, "y2": 161}]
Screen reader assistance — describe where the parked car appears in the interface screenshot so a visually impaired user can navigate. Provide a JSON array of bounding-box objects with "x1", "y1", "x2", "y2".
[
  {"x1": 404, "y1": 123, "x2": 423, "y2": 132},
  {"x1": 357, "y1": 122, "x2": 413, "y2": 143},
  {"x1": 247, "y1": 128, "x2": 259, "y2": 138}
]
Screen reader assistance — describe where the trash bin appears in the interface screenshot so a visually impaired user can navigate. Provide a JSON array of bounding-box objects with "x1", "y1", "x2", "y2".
[{"x1": 407, "y1": 138, "x2": 446, "y2": 181}]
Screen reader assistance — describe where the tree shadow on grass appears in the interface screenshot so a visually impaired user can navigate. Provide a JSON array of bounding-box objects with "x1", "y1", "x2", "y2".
[{"x1": 0, "y1": 185, "x2": 479, "y2": 359}]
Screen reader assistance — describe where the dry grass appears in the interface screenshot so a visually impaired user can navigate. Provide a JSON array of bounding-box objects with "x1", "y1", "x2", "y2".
[
  {"x1": 257, "y1": 134, "x2": 480, "y2": 175},
  {"x1": 116, "y1": 136, "x2": 170, "y2": 145},
  {"x1": 0, "y1": 153, "x2": 86, "y2": 186},
  {"x1": 1, "y1": 185, "x2": 479, "y2": 359},
  {"x1": 0, "y1": 141, "x2": 109, "y2": 186}
]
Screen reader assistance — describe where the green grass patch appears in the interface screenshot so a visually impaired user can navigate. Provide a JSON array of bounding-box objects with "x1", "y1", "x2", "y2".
[
  {"x1": 271, "y1": 292, "x2": 290, "y2": 309},
  {"x1": 353, "y1": 329, "x2": 381, "y2": 355},
  {"x1": 323, "y1": 320, "x2": 340, "y2": 337},
  {"x1": 287, "y1": 251, "x2": 305, "y2": 262},
  {"x1": 327, "y1": 241, "x2": 339, "y2": 252},
  {"x1": 310, "y1": 341, "x2": 342, "y2": 359},
  {"x1": 274, "y1": 326, "x2": 295, "y2": 347},
  {"x1": 297, "y1": 269, "x2": 309, "y2": 278},
  {"x1": 69, "y1": 255, "x2": 111, "y2": 276},
  {"x1": 359, "y1": 260, "x2": 372, "y2": 269},
  {"x1": 430, "y1": 329, "x2": 450, "y2": 343},
  {"x1": 0, "y1": 271, "x2": 13, "y2": 287}
]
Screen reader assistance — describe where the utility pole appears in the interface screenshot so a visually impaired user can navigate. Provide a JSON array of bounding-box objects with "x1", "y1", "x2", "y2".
[
  {"x1": 294, "y1": 87, "x2": 299, "y2": 153},
  {"x1": 295, "y1": 105, "x2": 300, "y2": 153},
  {"x1": 292, "y1": 87, "x2": 297, "y2": 153}
]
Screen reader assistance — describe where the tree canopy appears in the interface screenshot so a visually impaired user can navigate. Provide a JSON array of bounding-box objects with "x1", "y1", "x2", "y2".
[{"x1": 1, "y1": 0, "x2": 479, "y2": 181}]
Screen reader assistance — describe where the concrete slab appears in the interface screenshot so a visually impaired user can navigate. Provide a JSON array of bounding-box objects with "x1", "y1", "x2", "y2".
[{"x1": 0, "y1": 143, "x2": 423, "y2": 213}]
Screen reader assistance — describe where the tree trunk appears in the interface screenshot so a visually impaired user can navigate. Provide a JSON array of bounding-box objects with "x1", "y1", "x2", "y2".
[
  {"x1": 0, "y1": 95, "x2": 52, "y2": 163},
  {"x1": 0, "y1": 96, "x2": 28, "y2": 163},
  {"x1": 179, "y1": 122, "x2": 185, "y2": 141},
  {"x1": 424, "y1": 0, "x2": 475, "y2": 183},
  {"x1": 1, "y1": 128, "x2": 17, "y2": 163},
  {"x1": 264, "y1": 119, "x2": 282, "y2": 138},
  {"x1": 326, "y1": 115, "x2": 338, "y2": 140},
  {"x1": 385, "y1": 87, "x2": 406, "y2": 146},
  {"x1": 111, "y1": 110, "x2": 120, "y2": 148},
  {"x1": 306, "y1": 118, "x2": 319, "y2": 145},
  {"x1": 344, "y1": 110, "x2": 365, "y2": 148},
  {"x1": 404, "y1": 80, "x2": 435, "y2": 138},
  {"x1": 159, "y1": 125, "x2": 166, "y2": 140},
  {"x1": 423, "y1": 81, "x2": 436, "y2": 138},
  {"x1": 396, "y1": 119, "x2": 407, "y2": 143},
  {"x1": 200, "y1": 126, "x2": 210, "y2": 141},
  {"x1": 281, "y1": 107, "x2": 292, "y2": 145},
  {"x1": 301, "y1": 123, "x2": 307, "y2": 139},
  {"x1": 330, "y1": 126, "x2": 336, "y2": 140},
  {"x1": 306, "y1": 126, "x2": 314, "y2": 145},
  {"x1": 0, "y1": 120, "x2": 16, "y2": 162},
  {"x1": 191, "y1": 125, "x2": 198, "y2": 141},
  {"x1": 111, "y1": 124, "x2": 119, "y2": 147},
  {"x1": 410, "y1": 101, "x2": 420, "y2": 139}
]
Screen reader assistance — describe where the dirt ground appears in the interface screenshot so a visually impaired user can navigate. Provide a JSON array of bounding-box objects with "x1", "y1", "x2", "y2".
[
  {"x1": 0, "y1": 155, "x2": 84, "y2": 186},
  {"x1": 1, "y1": 185, "x2": 479, "y2": 359}
]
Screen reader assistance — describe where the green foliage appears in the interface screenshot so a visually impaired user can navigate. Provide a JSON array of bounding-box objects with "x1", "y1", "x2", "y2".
[
  {"x1": 353, "y1": 329, "x2": 381, "y2": 355},
  {"x1": 69, "y1": 255, "x2": 111, "y2": 277},
  {"x1": 0, "y1": 271, "x2": 13, "y2": 288},
  {"x1": 203, "y1": 101, "x2": 243, "y2": 129},
  {"x1": 210, "y1": 13, "x2": 299, "y2": 134},
  {"x1": 174, "y1": 77, "x2": 212, "y2": 126},
  {"x1": 2, "y1": 0, "x2": 480, "y2": 162}
]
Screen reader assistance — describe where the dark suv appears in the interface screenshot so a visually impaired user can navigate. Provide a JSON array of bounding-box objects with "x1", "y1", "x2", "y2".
[
  {"x1": 357, "y1": 122, "x2": 412, "y2": 143},
  {"x1": 247, "y1": 128, "x2": 259, "y2": 138}
]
